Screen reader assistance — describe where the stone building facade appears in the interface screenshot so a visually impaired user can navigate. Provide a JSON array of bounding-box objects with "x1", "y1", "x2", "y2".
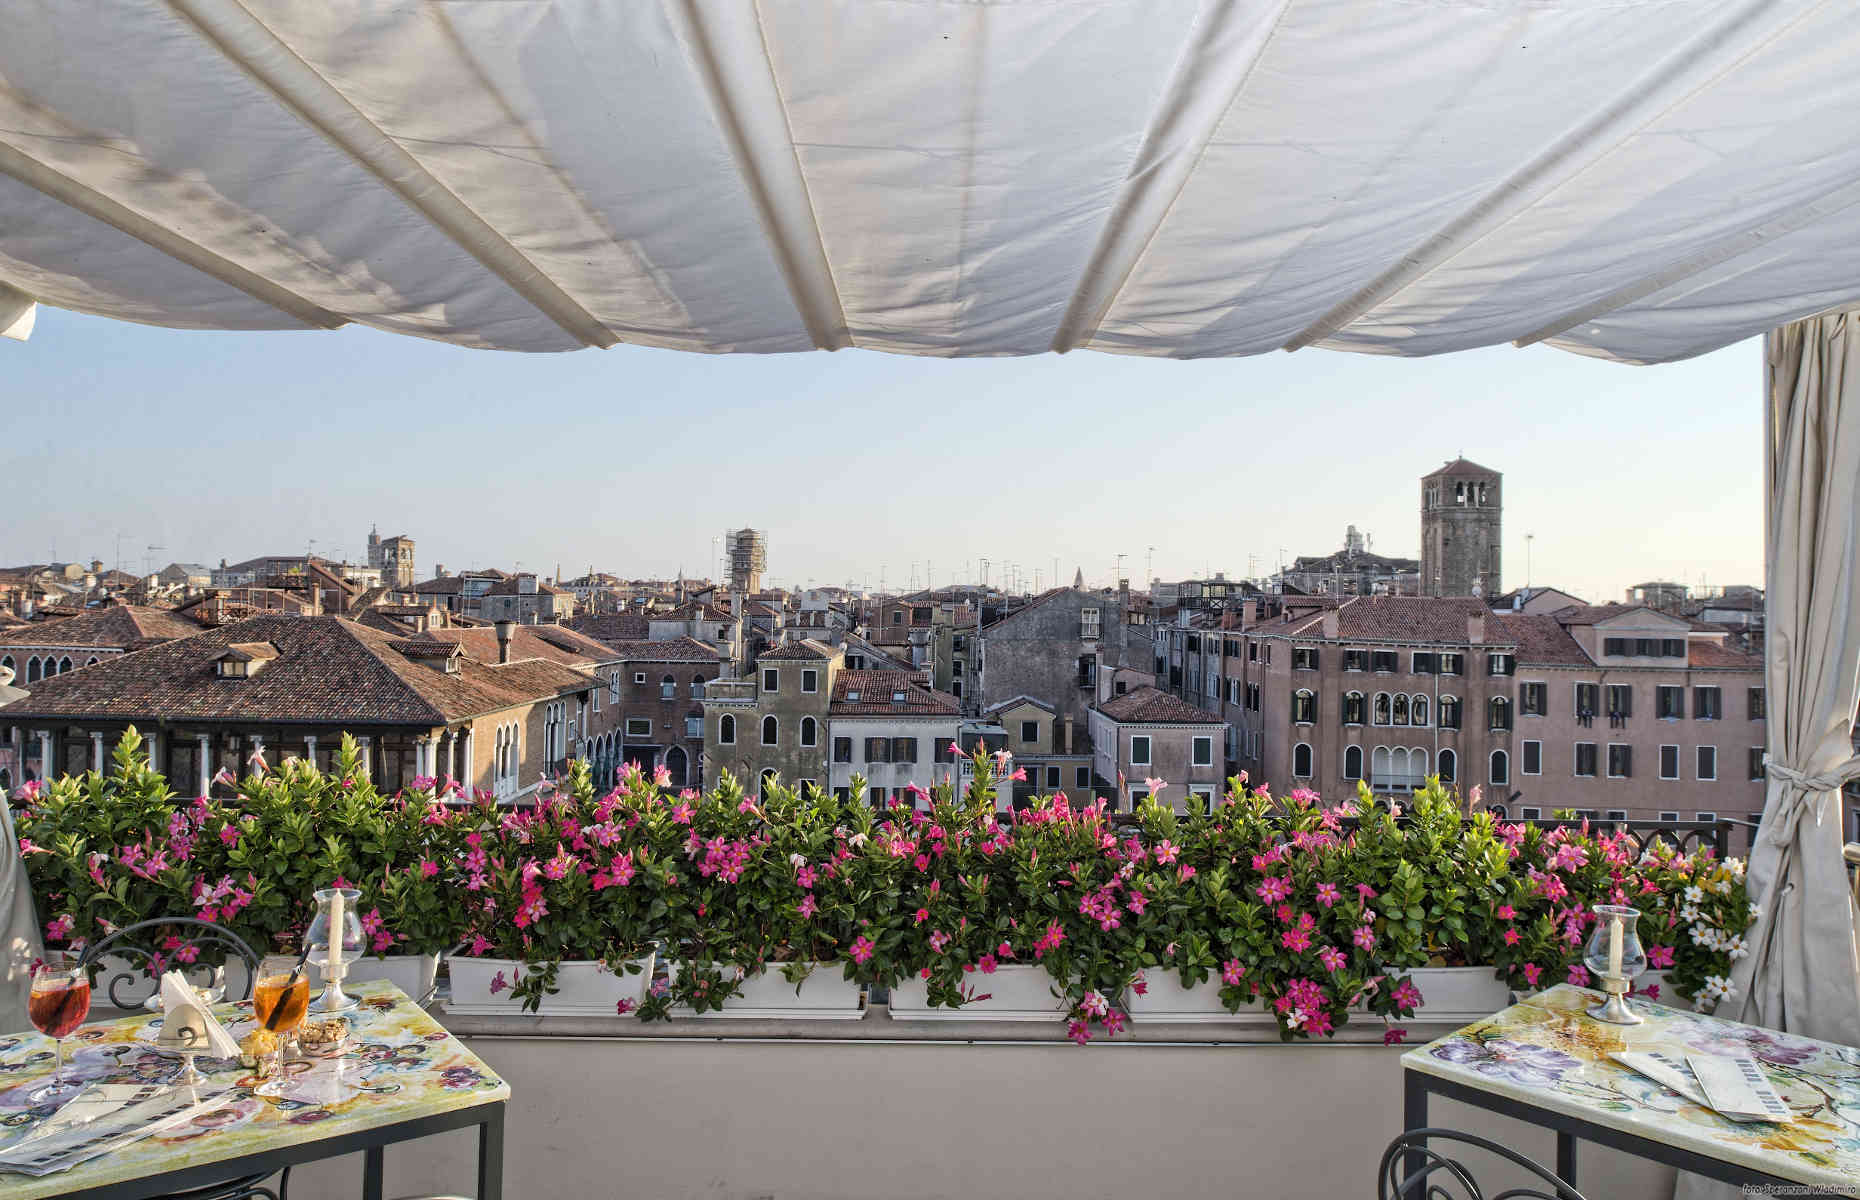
[
  {"x1": 701, "y1": 639, "x2": 840, "y2": 792},
  {"x1": 979, "y1": 587, "x2": 1133, "y2": 731},
  {"x1": 1421, "y1": 458, "x2": 1502, "y2": 597},
  {"x1": 1088, "y1": 686, "x2": 1225, "y2": 812}
]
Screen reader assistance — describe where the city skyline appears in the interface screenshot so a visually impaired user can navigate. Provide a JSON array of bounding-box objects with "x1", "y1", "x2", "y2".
[{"x1": 8, "y1": 307, "x2": 1762, "y2": 603}]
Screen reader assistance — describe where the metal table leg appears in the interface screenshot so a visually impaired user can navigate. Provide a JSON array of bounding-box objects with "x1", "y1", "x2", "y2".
[
  {"x1": 1556, "y1": 1130, "x2": 1577, "y2": 1190},
  {"x1": 477, "y1": 1105, "x2": 505, "y2": 1200},
  {"x1": 362, "y1": 1146, "x2": 385, "y2": 1200},
  {"x1": 1402, "y1": 1072, "x2": 1428, "y2": 1197}
]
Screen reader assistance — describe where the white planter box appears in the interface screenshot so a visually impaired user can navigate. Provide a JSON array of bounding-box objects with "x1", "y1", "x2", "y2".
[
  {"x1": 679, "y1": 963, "x2": 864, "y2": 1020},
  {"x1": 1124, "y1": 973, "x2": 1272, "y2": 1024},
  {"x1": 1403, "y1": 967, "x2": 1512, "y2": 1023},
  {"x1": 1638, "y1": 969, "x2": 1694, "y2": 1012},
  {"x1": 887, "y1": 964, "x2": 1064, "y2": 1022},
  {"x1": 313, "y1": 954, "x2": 440, "y2": 1003},
  {"x1": 446, "y1": 955, "x2": 654, "y2": 1017}
]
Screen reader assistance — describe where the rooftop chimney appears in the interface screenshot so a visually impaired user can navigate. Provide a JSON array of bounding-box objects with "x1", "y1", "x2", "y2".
[
  {"x1": 1061, "y1": 714, "x2": 1075, "y2": 754},
  {"x1": 495, "y1": 620, "x2": 515, "y2": 664},
  {"x1": 1322, "y1": 609, "x2": 1340, "y2": 639},
  {"x1": 1467, "y1": 613, "x2": 1486, "y2": 644},
  {"x1": 1242, "y1": 598, "x2": 1258, "y2": 629}
]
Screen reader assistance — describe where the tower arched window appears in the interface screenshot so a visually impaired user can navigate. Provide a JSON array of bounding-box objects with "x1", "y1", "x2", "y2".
[
  {"x1": 1439, "y1": 696, "x2": 1462, "y2": 729},
  {"x1": 25, "y1": 658, "x2": 39, "y2": 683},
  {"x1": 1343, "y1": 745, "x2": 1363, "y2": 781},
  {"x1": 761, "y1": 715, "x2": 778, "y2": 746},
  {"x1": 58, "y1": 657, "x2": 71, "y2": 674},
  {"x1": 1342, "y1": 691, "x2": 1365, "y2": 726},
  {"x1": 661, "y1": 674, "x2": 675, "y2": 700},
  {"x1": 1439, "y1": 748, "x2": 1457, "y2": 783},
  {"x1": 719, "y1": 714, "x2": 736, "y2": 745},
  {"x1": 1391, "y1": 693, "x2": 1409, "y2": 726},
  {"x1": 1292, "y1": 743, "x2": 1312, "y2": 779},
  {"x1": 1489, "y1": 697, "x2": 1512, "y2": 731},
  {"x1": 800, "y1": 716, "x2": 818, "y2": 747},
  {"x1": 1490, "y1": 749, "x2": 1510, "y2": 786},
  {"x1": 1373, "y1": 692, "x2": 1391, "y2": 725},
  {"x1": 1410, "y1": 694, "x2": 1429, "y2": 726}
]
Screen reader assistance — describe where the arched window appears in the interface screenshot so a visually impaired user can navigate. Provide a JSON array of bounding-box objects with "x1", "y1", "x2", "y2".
[
  {"x1": 719, "y1": 714, "x2": 736, "y2": 745},
  {"x1": 800, "y1": 716, "x2": 818, "y2": 747},
  {"x1": 0, "y1": 655, "x2": 12, "y2": 675},
  {"x1": 1292, "y1": 742, "x2": 1313, "y2": 778},
  {"x1": 1373, "y1": 692, "x2": 1390, "y2": 725},
  {"x1": 1343, "y1": 745, "x2": 1363, "y2": 780},
  {"x1": 760, "y1": 767, "x2": 778, "y2": 791},
  {"x1": 691, "y1": 674, "x2": 707, "y2": 698},
  {"x1": 1409, "y1": 747, "x2": 1428, "y2": 779},
  {"x1": 661, "y1": 674, "x2": 675, "y2": 700},
  {"x1": 1438, "y1": 748, "x2": 1457, "y2": 783},
  {"x1": 1371, "y1": 745, "x2": 1390, "y2": 784},
  {"x1": 665, "y1": 745, "x2": 689, "y2": 788},
  {"x1": 25, "y1": 658, "x2": 40, "y2": 683},
  {"x1": 1291, "y1": 689, "x2": 1316, "y2": 724},
  {"x1": 1342, "y1": 692, "x2": 1365, "y2": 726},
  {"x1": 1490, "y1": 749, "x2": 1510, "y2": 786},
  {"x1": 1489, "y1": 697, "x2": 1512, "y2": 731},
  {"x1": 1411, "y1": 694, "x2": 1429, "y2": 726},
  {"x1": 57, "y1": 657, "x2": 71, "y2": 674},
  {"x1": 1439, "y1": 696, "x2": 1462, "y2": 729},
  {"x1": 1391, "y1": 693, "x2": 1409, "y2": 726},
  {"x1": 761, "y1": 715, "x2": 778, "y2": 746},
  {"x1": 84, "y1": 656, "x2": 98, "y2": 667}
]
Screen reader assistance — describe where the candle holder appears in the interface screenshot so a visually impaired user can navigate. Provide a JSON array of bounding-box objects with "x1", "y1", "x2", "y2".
[
  {"x1": 1582, "y1": 904, "x2": 1647, "y2": 1025},
  {"x1": 306, "y1": 887, "x2": 363, "y2": 1014}
]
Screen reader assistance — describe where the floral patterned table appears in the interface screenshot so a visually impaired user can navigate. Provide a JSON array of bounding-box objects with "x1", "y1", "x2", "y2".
[
  {"x1": 0, "y1": 978, "x2": 507, "y2": 1200},
  {"x1": 1403, "y1": 984, "x2": 1860, "y2": 1197}
]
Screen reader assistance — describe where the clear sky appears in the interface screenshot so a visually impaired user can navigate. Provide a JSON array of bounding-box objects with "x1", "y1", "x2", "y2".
[{"x1": 6, "y1": 307, "x2": 1762, "y2": 604}]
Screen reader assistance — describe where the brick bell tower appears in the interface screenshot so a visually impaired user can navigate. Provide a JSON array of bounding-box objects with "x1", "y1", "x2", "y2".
[{"x1": 1420, "y1": 459, "x2": 1502, "y2": 597}]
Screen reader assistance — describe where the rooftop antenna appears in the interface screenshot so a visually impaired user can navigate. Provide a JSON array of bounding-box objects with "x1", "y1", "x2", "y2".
[
  {"x1": 1146, "y1": 546, "x2": 1156, "y2": 589},
  {"x1": 1526, "y1": 533, "x2": 1535, "y2": 589},
  {"x1": 1116, "y1": 552, "x2": 1127, "y2": 586},
  {"x1": 144, "y1": 544, "x2": 164, "y2": 578}
]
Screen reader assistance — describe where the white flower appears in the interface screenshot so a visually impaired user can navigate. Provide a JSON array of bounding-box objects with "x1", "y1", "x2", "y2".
[
  {"x1": 789, "y1": 852, "x2": 808, "y2": 869},
  {"x1": 848, "y1": 831, "x2": 869, "y2": 848},
  {"x1": 1700, "y1": 975, "x2": 1736, "y2": 1003},
  {"x1": 1728, "y1": 858, "x2": 1746, "y2": 879},
  {"x1": 1285, "y1": 1008, "x2": 1306, "y2": 1030},
  {"x1": 1679, "y1": 903, "x2": 1702, "y2": 923},
  {"x1": 1748, "y1": 902, "x2": 1763, "y2": 921},
  {"x1": 1684, "y1": 885, "x2": 1704, "y2": 903},
  {"x1": 1726, "y1": 935, "x2": 1749, "y2": 961},
  {"x1": 1714, "y1": 879, "x2": 1734, "y2": 895}
]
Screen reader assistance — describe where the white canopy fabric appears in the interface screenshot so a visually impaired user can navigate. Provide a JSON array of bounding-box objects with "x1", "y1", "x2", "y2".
[{"x1": 4, "y1": 0, "x2": 1860, "y2": 361}]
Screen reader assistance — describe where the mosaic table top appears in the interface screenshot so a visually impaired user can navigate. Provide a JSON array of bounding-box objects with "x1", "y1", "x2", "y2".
[
  {"x1": 1404, "y1": 984, "x2": 1860, "y2": 1196},
  {"x1": 0, "y1": 978, "x2": 507, "y2": 1198}
]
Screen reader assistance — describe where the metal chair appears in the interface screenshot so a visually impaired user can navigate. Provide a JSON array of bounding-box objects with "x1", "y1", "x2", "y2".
[
  {"x1": 76, "y1": 916, "x2": 262, "y2": 1010},
  {"x1": 1379, "y1": 1129, "x2": 1588, "y2": 1200}
]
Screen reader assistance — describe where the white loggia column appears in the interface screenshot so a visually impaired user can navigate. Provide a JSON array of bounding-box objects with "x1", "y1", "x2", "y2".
[
  {"x1": 37, "y1": 731, "x2": 52, "y2": 781},
  {"x1": 89, "y1": 731, "x2": 104, "y2": 774},
  {"x1": 461, "y1": 728, "x2": 475, "y2": 794},
  {"x1": 304, "y1": 735, "x2": 317, "y2": 771},
  {"x1": 356, "y1": 737, "x2": 372, "y2": 780},
  {"x1": 196, "y1": 735, "x2": 211, "y2": 796}
]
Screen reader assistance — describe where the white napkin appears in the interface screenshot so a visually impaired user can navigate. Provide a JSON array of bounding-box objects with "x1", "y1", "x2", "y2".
[{"x1": 158, "y1": 971, "x2": 240, "y2": 1058}]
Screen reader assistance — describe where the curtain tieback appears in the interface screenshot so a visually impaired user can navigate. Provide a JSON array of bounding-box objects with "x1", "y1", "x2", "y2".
[{"x1": 1766, "y1": 756, "x2": 1860, "y2": 823}]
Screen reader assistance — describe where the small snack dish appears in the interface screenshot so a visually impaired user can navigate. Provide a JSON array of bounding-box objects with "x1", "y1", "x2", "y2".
[{"x1": 296, "y1": 1015, "x2": 351, "y2": 1059}]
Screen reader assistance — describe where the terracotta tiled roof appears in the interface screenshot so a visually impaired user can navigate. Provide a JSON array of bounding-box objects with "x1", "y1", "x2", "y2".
[
  {"x1": 0, "y1": 605, "x2": 202, "y2": 651},
  {"x1": 0, "y1": 615, "x2": 592, "y2": 726},
  {"x1": 1248, "y1": 596, "x2": 1510, "y2": 645},
  {"x1": 1688, "y1": 640, "x2": 1763, "y2": 670},
  {"x1": 983, "y1": 695, "x2": 1055, "y2": 717},
  {"x1": 1489, "y1": 613, "x2": 1592, "y2": 666},
  {"x1": 830, "y1": 670, "x2": 959, "y2": 717},
  {"x1": 1548, "y1": 604, "x2": 1649, "y2": 624},
  {"x1": 482, "y1": 577, "x2": 566, "y2": 597},
  {"x1": 1422, "y1": 457, "x2": 1501, "y2": 479},
  {"x1": 407, "y1": 576, "x2": 466, "y2": 595},
  {"x1": 653, "y1": 603, "x2": 735, "y2": 623},
  {"x1": 600, "y1": 638, "x2": 724, "y2": 663},
  {"x1": 758, "y1": 638, "x2": 837, "y2": 662},
  {"x1": 1094, "y1": 686, "x2": 1222, "y2": 725},
  {"x1": 567, "y1": 612, "x2": 650, "y2": 644},
  {"x1": 416, "y1": 624, "x2": 616, "y2": 667}
]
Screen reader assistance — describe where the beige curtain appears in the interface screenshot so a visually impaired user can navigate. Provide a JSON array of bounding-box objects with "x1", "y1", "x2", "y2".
[
  {"x1": 1678, "y1": 312, "x2": 1860, "y2": 1200},
  {"x1": 1731, "y1": 312, "x2": 1860, "y2": 1045},
  {"x1": 0, "y1": 789, "x2": 42, "y2": 1033},
  {"x1": 0, "y1": 280, "x2": 33, "y2": 342}
]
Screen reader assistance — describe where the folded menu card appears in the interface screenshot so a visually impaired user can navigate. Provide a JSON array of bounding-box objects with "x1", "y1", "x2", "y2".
[
  {"x1": 1611, "y1": 1049, "x2": 1794, "y2": 1123},
  {"x1": 0, "y1": 1083, "x2": 229, "y2": 1176}
]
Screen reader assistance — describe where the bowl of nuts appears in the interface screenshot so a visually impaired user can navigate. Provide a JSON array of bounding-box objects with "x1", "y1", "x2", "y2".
[{"x1": 297, "y1": 1016, "x2": 350, "y2": 1058}]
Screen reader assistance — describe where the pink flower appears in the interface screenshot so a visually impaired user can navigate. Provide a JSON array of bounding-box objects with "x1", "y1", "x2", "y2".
[
  {"x1": 1033, "y1": 920, "x2": 1065, "y2": 959},
  {"x1": 1352, "y1": 925, "x2": 1377, "y2": 952},
  {"x1": 616, "y1": 997, "x2": 637, "y2": 1016},
  {"x1": 218, "y1": 824, "x2": 239, "y2": 847},
  {"x1": 1496, "y1": 904, "x2": 1516, "y2": 920},
  {"x1": 1647, "y1": 944, "x2": 1675, "y2": 969},
  {"x1": 43, "y1": 914, "x2": 73, "y2": 942},
  {"x1": 1551, "y1": 843, "x2": 1589, "y2": 873},
  {"x1": 1503, "y1": 928, "x2": 1520, "y2": 946},
  {"x1": 1318, "y1": 946, "x2": 1347, "y2": 973},
  {"x1": 914, "y1": 908, "x2": 930, "y2": 925},
  {"x1": 488, "y1": 971, "x2": 509, "y2": 996},
  {"x1": 671, "y1": 802, "x2": 694, "y2": 824},
  {"x1": 1383, "y1": 1027, "x2": 1408, "y2": 1046},
  {"x1": 1143, "y1": 777, "x2": 1166, "y2": 797},
  {"x1": 467, "y1": 934, "x2": 493, "y2": 957},
  {"x1": 1221, "y1": 959, "x2": 1246, "y2": 987},
  {"x1": 1315, "y1": 882, "x2": 1341, "y2": 908},
  {"x1": 1521, "y1": 963, "x2": 1543, "y2": 986},
  {"x1": 1566, "y1": 964, "x2": 1591, "y2": 987},
  {"x1": 1177, "y1": 865, "x2": 1195, "y2": 883},
  {"x1": 929, "y1": 930, "x2": 951, "y2": 954},
  {"x1": 1393, "y1": 979, "x2": 1423, "y2": 1011},
  {"x1": 1125, "y1": 889, "x2": 1147, "y2": 916},
  {"x1": 1067, "y1": 1019, "x2": 1092, "y2": 1046},
  {"x1": 419, "y1": 860, "x2": 439, "y2": 879},
  {"x1": 1255, "y1": 875, "x2": 1292, "y2": 904},
  {"x1": 1355, "y1": 884, "x2": 1377, "y2": 902},
  {"x1": 797, "y1": 893, "x2": 819, "y2": 919},
  {"x1": 1280, "y1": 927, "x2": 1312, "y2": 953},
  {"x1": 850, "y1": 936, "x2": 876, "y2": 964},
  {"x1": 977, "y1": 954, "x2": 998, "y2": 974},
  {"x1": 1153, "y1": 839, "x2": 1179, "y2": 866},
  {"x1": 947, "y1": 741, "x2": 963, "y2": 758}
]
